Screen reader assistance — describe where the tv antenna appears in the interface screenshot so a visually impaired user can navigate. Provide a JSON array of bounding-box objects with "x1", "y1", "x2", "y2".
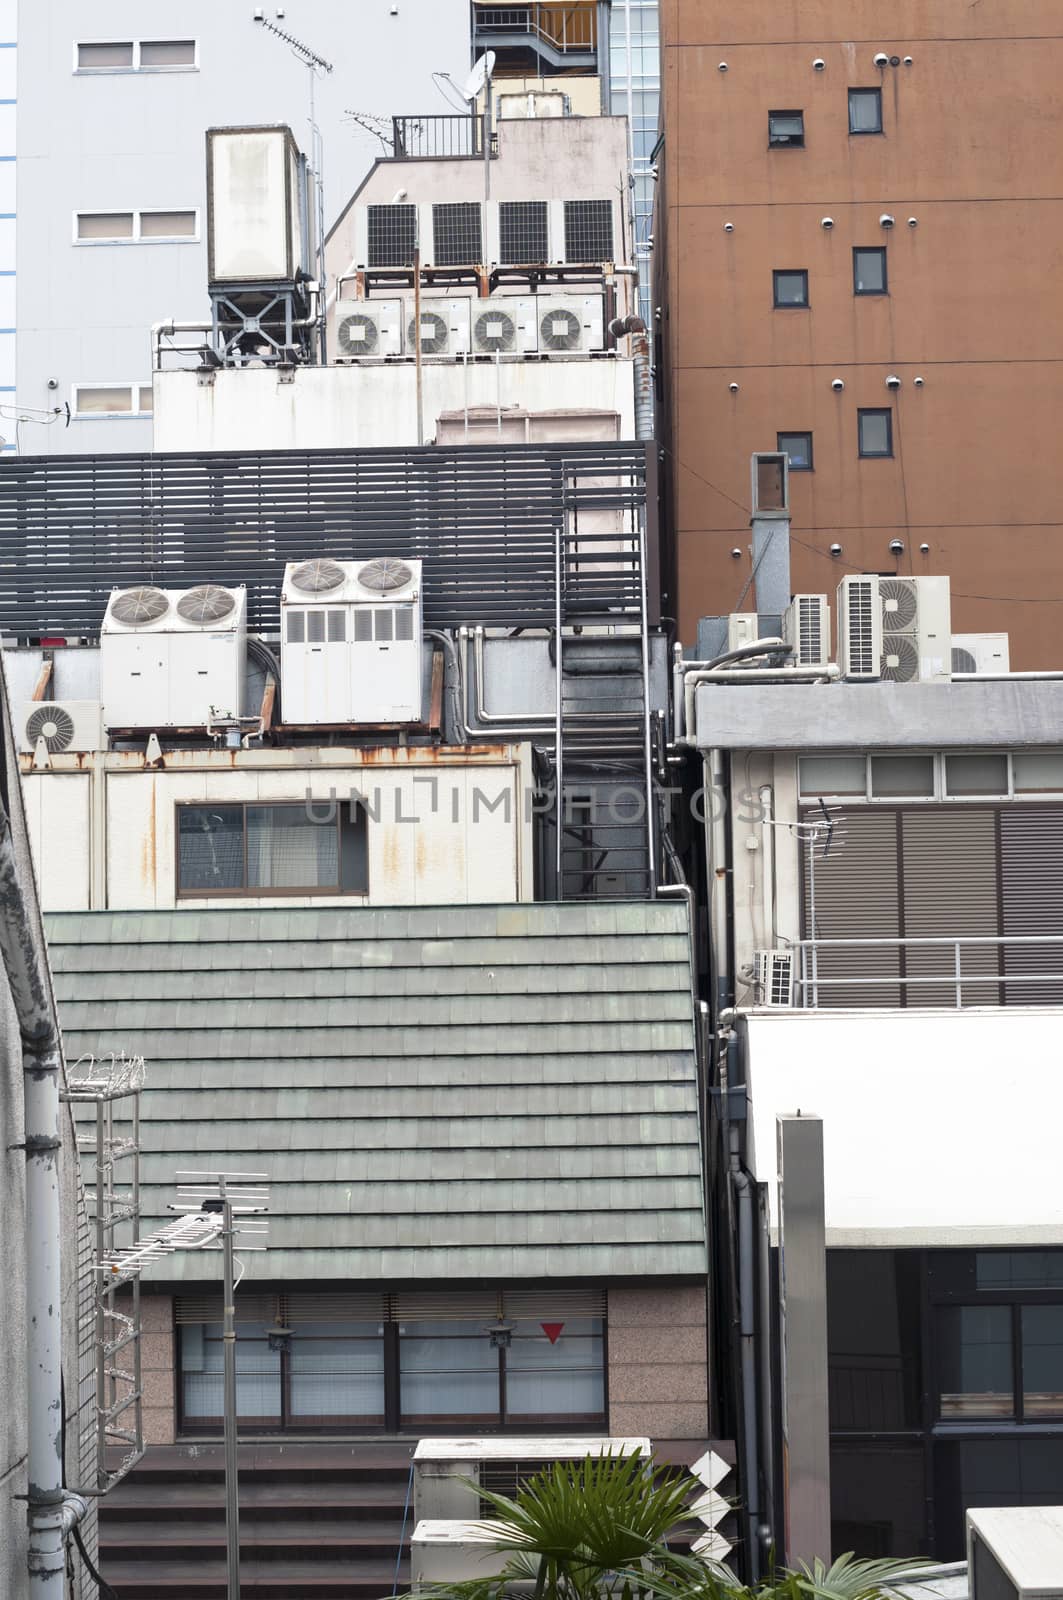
[
  {"x1": 462, "y1": 51, "x2": 496, "y2": 200},
  {"x1": 253, "y1": 11, "x2": 333, "y2": 357}
]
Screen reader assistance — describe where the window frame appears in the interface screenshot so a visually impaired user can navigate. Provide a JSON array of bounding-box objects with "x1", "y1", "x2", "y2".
[
  {"x1": 853, "y1": 246, "x2": 889, "y2": 296},
  {"x1": 777, "y1": 431, "x2": 814, "y2": 472},
  {"x1": 768, "y1": 109, "x2": 805, "y2": 149},
  {"x1": 773, "y1": 268, "x2": 810, "y2": 309},
  {"x1": 71, "y1": 383, "x2": 154, "y2": 419},
  {"x1": 73, "y1": 208, "x2": 200, "y2": 246},
  {"x1": 174, "y1": 799, "x2": 369, "y2": 902},
  {"x1": 858, "y1": 407, "x2": 894, "y2": 458},
  {"x1": 929, "y1": 1253, "x2": 1063, "y2": 1426},
  {"x1": 73, "y1": 39, "x2": 199, "y2": 74},
  {"x1": 848, "y1": 87, "x2": 883, "y2": 136},
  {"x1": 798, "y1": 751, "x2": 1063, "y2": 805}
]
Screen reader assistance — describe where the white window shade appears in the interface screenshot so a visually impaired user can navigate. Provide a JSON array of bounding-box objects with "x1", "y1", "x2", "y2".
[
  {"x1": 139, "y1": 210, "x2": 196, "y2": 239},
  {"x1": 77, "y1": 42, "x2": 134, "y2": 70},
  {"x1": 77, "y1": 213, "x2": 134, "y2": 240},
  {"x1": 139, "y1": 40, "x2": 196, "y2": 68},
  {"x1": 75, "y1": 386, "x2": 134, "y2": 414}
]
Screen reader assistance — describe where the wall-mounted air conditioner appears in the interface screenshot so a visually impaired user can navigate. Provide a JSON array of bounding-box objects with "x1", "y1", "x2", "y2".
[
  {"x1": 536, "y1": 294, "x2": 604, "y2": 354},
  {"x1": 281, "y1": 557, "x2": 423, "y2": 725},
  {"x1": 754, "y1": 948, "x2": 795, "y2": 1007},
  {"x1": 783, "y1": 594, "x2": 830, "y2": 670},
  {"x1": 837, "y1": 574, "x2": 951, "y2": 683},
  {"x1": 404, "y1": 298, "x2": 472, "y2": 357},
  {"x1": 334, "y1": 297, "x2": 403, "y2": 360},
  {"x1": 952, "y1": 632, "x2": 1010, "y2": 676},
  {"x1": 727, "y1": 613, "x2": 759, "y2": 653},
  {"x1": 471, "y1": 298, "x2": 538, "y2": 356},
  {"x1": 20, "y1": 701, "x2": 106, "y2": 756},
  {"x1": 100, "y1": 584, "x2": 246, "y2": 729}
]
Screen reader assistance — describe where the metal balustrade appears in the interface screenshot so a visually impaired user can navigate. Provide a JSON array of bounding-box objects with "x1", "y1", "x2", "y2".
[{"x1": 794, "y1": 934, "x2": 1063, "y2": 1008}]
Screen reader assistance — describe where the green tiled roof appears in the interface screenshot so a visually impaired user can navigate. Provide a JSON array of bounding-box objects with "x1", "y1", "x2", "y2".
[{"x1": 46, "y1": 903, "x2": 706, "y2": 1283}]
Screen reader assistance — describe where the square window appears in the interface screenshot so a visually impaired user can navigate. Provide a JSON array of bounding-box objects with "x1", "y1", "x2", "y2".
[
  {"x1": 853, "y1": 247, "x2": 888, "y2": 295},
  {"x1": 773, "y1": 269, "x2": 809, "y2": 308},
  {"x1": 799, "y1": 755, "x2": 866, "y2": 796},
  {"x1": 870, "y1": 754, "x2": 935, "y2": 798},
  {"x1": 77, "y1": 42, "x2": 134, "y2": 71},
  {"x1": 76, "y1": 212, "x2": 134, "y2": 241},
  {"x1": 938, "y1": 1305, "x2": 1014, "y2": 1419},
  {"x1": 137, "y1": 386, "x2": 154, "y2": 414},
  {"x1": 858, "y1": 408, "x2": 893, "y2": 458},
  {"x1": 1022, "y1": 1306, "x2": 1063, "y2": 1418},
  {"x1": 945, "y1": 754, "x2": 1008, "y2": 797},
  {"x1": 849, "y1": 88, "x2": 883, "y2": 135},
  {"x1": 777, "y1": 431, "x2": 813, "y2": 471},
  {"x1": 1012, "y1": 752, "x2": 1063, "y2": 793},
  {"x1": 769, "y1": 110, "x2": 805, "y2": 148}
]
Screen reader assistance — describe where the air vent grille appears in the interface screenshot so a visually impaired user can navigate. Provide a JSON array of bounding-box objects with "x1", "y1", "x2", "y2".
[
  {"x1": 408, "y1": 311, "x2": 448, "y2": 355},
  {"x1": 474, "y1": 309, "x2": 516, "y2": 353},
  {"x1": 539, "y1": 307, "x2": 582, "y2": 351},
  {"x1": 879, "y1": 578, "x2": 918, "y2": 631},
  {"x1": 845, "y1": 580, "x2": 876, "y2": 676},
  {"x1": 337, "y1": 313, "x2": 379, "y2": 357},
  {"x1": 25, "y1": 704, "x2": 75, "y2": 753},
  {"x1": 881, "y1": 633, "x2": 920, "y2": 682}
]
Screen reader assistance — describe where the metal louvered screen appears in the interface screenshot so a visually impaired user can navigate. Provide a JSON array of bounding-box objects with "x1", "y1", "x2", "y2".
[
  {"x1": 1001, "y1": 806, "x2": 1063, "y2": 1003},
  {"x1": 901, "y1": 809, "x2": 1000, "y2": 1006},
  {"x1": 499, "y1": 200, "x2": 549, "y2": 265},
  {"x1": 367, "y1": 203, "x2": 417, "y2": 267},
  {"x1": 176, "y1": 1294, "x2": 278, "y2": 1325},
  {"x1": 564, "y1": 200, "x2": 614, "y2": 263},
  {"x1": 432, "y1": 202, "x2": 483, "y2": 266},
  {"x1": 802, "y1": 808, "x2": 901, "y2": 1006}
]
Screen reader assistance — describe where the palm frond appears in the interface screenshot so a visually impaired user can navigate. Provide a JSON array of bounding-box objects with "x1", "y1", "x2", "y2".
[{"x1": 790, "y1": 1553, "x2": 932, "y2": 1600}]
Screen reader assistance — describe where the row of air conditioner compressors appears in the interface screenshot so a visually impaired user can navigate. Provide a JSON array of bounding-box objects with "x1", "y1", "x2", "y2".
[
  {"x1": 21, "y1": 559, "x2": 426, "y2": 753},
  {"x1": 334, "y1": 293, "x2": 605, "y2": 361},
  {"x1": 739, "y1": 577, "x2": 1010, "y2": 683}
]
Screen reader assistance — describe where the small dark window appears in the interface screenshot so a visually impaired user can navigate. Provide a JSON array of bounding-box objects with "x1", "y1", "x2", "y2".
[
  {"x1": 177, "y1": 801, "x2": 368, "y2": 898},
  {"x1": 432, "y1": 202, "x2": 483, "y2": 267},
  {"x1": 849, "y1": 88, "x2": 883, "y2": 135},
  {"x1": 938, "y1": 1305, "x2": 1014, "y2": 1419},
  {"x1": 563, "y1": 199, "x2": 614, "y2": 263},
  {"x1": 499, "y1": 200, "x2": 549, "y2": 264},
  {"x1": 768, "y1": 110, "x2": 805, "y2": 148},
  {"x1": 858, "y1": 408, "x2": 893, "y2": 458},
  {"x1": 773, "y1": 269, "x2": 809, "y2": 308},
  {"x1": 853, "y1": 247, "x2": 888, "y2": 295},
  {"x1": 367, "y1": 203, "x2": 417, "y2": 267},
  {"x1": 777, "y1": 431, "x2": 813, "y2": 471}
]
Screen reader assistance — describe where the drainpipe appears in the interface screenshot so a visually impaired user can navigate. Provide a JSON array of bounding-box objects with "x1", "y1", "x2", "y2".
[
  {"x1": 608, "y1": 315, "x2": 653, "y2": 440},
  {"x1": 683, "y1": 663, "x2": 838, "y2": 749},
  {"x1": 0, "y1": 787, "x2": 87, "y2": 1595},
  {"x1": 725, "y1": 1032, "x2": 763, "y2": 1582}
]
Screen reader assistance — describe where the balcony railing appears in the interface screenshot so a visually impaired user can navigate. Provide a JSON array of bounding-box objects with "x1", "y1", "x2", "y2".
[
  {"x1": 391, "y1": 114, "x2": 495, "y2": 160},
  {"x1": 474, "y1": 4, "x2": 597, "y2": 54},
  {"x1": 794, "y1": 935, "x2": 1063, "y2": 1009}
]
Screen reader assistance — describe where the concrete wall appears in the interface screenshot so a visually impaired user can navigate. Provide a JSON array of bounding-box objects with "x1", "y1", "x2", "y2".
[
  {"x1": 607, "y1": 1285, "x2": 709, "y2": 1438},
  {"x1": 657, "y1": 0, "x2": 1063, "y2": 665},
  {"x1": 20, "y1": 745, "x2": 535, "y2": 911},
  {"x1": 152, "y1": 358, "x2": 635, "y2": 452},
  {"x1": 14, "y1": 0, "x2": 470, "y2": 456},
  {"x1": 744, "y1": 1007, "x2": 1063, "y2": 1247}
]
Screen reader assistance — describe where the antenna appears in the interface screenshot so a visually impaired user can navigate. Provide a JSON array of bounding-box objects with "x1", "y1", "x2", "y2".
[
  {"x1": 462, "y1": 51, "x2": 496, "y2": 202},
  {"x1": 253, "y1": 13, "x2": 334, "y2": 359},
  {"x1": 433, "y1": 70, "x2": 469, "y2": 114}
]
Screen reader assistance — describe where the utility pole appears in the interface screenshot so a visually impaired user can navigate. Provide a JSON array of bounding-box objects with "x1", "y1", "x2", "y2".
[{"x1": 217, "y1": 1178, "x2": 242, "y2": 1600}]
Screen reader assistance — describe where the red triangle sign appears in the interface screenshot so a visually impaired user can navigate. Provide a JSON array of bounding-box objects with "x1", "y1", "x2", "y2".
[{"x1": 541, "y1": 1322, "x2": 564, "y2": 1344}]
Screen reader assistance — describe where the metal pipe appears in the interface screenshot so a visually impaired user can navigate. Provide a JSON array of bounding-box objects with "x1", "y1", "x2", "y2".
[
  {"x1": 755, "y1": 1181, "x2": 776, "y2": 1560},
  {"x1": 414, "y1": 238, "x2": 424, "y2": 446},
  {"x1": 683, "y1": 664, "x2": 838, "y2": 751},
  {"x1": 0, "y1": 784, "x2": 86, "y2": 1597},
  {"x1": 554, "y1": 525, "x2": 564, "y2": 899},
  {"x1": 672, "y1": 642, "x2": 685, "y2": 742},
  {"x1": 423, "y1": 629, "x2": 469, "y2": 744},
  {"x1": 759, "y1": 785, "x2": 774, "y2": 948},
  {"x1": 705, "y1": 750, "x2": 731, "y2": 1016},
  {"x1": 220, "y1": 1180, "x2": 240, "y2": 1600},
  {"x1": 726, "y1": 1030, "x2": 762, "y2": 1582}
]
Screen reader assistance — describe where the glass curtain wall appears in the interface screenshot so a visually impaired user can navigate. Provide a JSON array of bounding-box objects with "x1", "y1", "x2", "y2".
[{"x1": 607, "y1": 0, "x2": 660, "y2": 331}]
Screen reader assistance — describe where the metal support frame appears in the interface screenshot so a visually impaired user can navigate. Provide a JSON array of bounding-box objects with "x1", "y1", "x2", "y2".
[
  {"x1": 208, "y1": 284, "x2": 316, "y2": 366},
  {"x1": 62, "y1": 1052, "x2": 146, "y2": 1495}
]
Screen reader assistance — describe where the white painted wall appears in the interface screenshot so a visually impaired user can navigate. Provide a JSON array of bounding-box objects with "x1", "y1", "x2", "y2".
[
  {"x1": 152, "y1": 357, "x2": 635, "y2": 451},
  {"x1": 0, "y1": 0, "x2": 14, "y2": 445},
  {"x1": 744, "y1": 1008, "x2": 1063, "y2": 1247},
  {"x1": 21, "y1": 747, "x2": 534, "y2": 911}
]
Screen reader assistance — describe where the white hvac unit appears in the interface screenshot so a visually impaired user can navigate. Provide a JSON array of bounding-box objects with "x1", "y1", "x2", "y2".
[
  {"x1": 497, "y1": 90, "x2": 569, "y2": 119},
  {"x1": 280, "y1": 556, "x2": 423, "y2": 725},
  {"x1": 405, "y1": 298, "x2": 472, "y2": 357},
  {"x1": 783, "y1": 594, "x2": 831, "y2": 670},
  {"x1": 334, "y1": 298, "x2": 403, "y2": 360},
  {"x1": 754, "y1": 948, "x2": 795, "y2": 1007},
  {"x1": 411, "y1": 1522, "x2": 511, "y2": 1587},
  {"x1": 20, "y1": 701, "x2": 106, "y2": 756},
  {"x1": 837, "y1": 574, "x2": 951, "y2": 683},
  {"x1": 100, "y1": 585, "x2": 246, "y2": 729},
  {"x1": 967, "y1": 1506, "x2": 1063, "y2": 1600},
  {"x1": 471, "y1": 297, "x2": 538, "y2": 355},
  {"x1": 727, "y1": 613, "x2": 759, "y2": 653},
  {"x1": 535, "y1": 294, "x2": 604, "y2": 354},
  {"x1": 413, "y1": 1437, "x2": 651, "y2": 1524},
  {"x1": 952, "y1": 631, "x2": 1010, "y2": 676}
]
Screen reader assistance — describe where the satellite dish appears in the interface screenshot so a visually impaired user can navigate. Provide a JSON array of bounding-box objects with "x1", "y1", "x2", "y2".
[{"x1": 462, "y1": 50, "x2": 495, "y2": 102}]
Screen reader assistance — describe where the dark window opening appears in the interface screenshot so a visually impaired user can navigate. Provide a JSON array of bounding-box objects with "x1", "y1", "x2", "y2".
[
  {"x1": 176, "y1": 800, "x2": 368, "y2": 898},
  {"x1": 367, "y1": 203, "x2": 417, "y2": 268},
  {"x1": 849, "y1": 88, "x2": 883, "y2": 135},
  {"x1": 858, "y1": 408, "x2": 893, "y2": 457},
  {"x1": 777, "y1": 431, "x2": 813, "y2": 471},
  {"x1": 773, "y1": 269, "x2": 809, "y2": 308},
  {"x1": 499, "y1": 200, "x2": 549, "y2": 264},
  {"x1": 853, "y1": 247, "x2": 888, "y2": 295},
  {"x1": 769, "y1": 110, "x2": 805, "y2": 148}
]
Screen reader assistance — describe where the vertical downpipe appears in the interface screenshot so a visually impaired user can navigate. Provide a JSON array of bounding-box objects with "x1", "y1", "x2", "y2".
[{"x1": 554, "y1": 525, "x2": 564, "y2": 899}]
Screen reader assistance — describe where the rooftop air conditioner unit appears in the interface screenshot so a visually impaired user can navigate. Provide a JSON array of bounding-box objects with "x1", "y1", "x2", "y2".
[
  {"x1": 836, "y1": 575, "x2": 881, "y2": 680},
  {"x1": 280, "y1": 557, "x2": 423, "y2": 725},
  {"x1": 413, "y1": 1438, "x2": 651, "y2": 1525},
  {"x1": 783, "y1": 594, "x2": 831, "y2": 670},
  {"x1": 967, "y1": 1506, "x2": 1063, "y2": 1600},
  {"x1": 100, "y1": 585, "x2": 246, "y2": 729},
  {"x1": 727, "y1": 613, "x2": 759, "y2": 653},
  {"x1": 334, "y1": 298, "x2": 403, "y2": 361},
  {"x1": 471, "y1": 298, "x2": 538, "y2": 356},
  {"x1": 404, "y1": 297, "x2": 472, "y2": 357},
  {"x1": 878, "y1": 575, "x2": 951, "y2": 683},
  {"x1": 412, "y1": 1522, "x2": 512, "y2": 1587},
  {"x1": 754, "y1": 948, "x2": 795, "y2": 1007},
  {"x1": 20, "y1": 701, "x2": 106, "y2": 756},
  {"x1": 952, "y1": 632, "x2": 1010, "y2": 676},
  {"x1": 536, "y1": 294, "x2": 604, "y2": 354}
]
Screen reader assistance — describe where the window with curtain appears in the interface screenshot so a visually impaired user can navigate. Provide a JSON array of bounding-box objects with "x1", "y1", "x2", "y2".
[{"x1": 176, "y1": 801, "x2": 367, "y2": 898}]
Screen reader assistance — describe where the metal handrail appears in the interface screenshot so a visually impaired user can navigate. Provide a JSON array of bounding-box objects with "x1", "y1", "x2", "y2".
[
  {"x1": 474, "y1": 4, "x2": 596, "y2": 52},
  {"x1": 793, "y1": 934, "x2": 1063, "y2": 1009}
]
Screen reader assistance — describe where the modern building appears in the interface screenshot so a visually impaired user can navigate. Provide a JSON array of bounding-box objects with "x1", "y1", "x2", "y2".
[
  {"x1": 0, "y1": 0, "x2": 13, "y2": 423},
  {"x1": 654, "y1": 0, "x2": 1063, "y2": 666},
  {"x1": 607, "y1": 0, "x2": 659, "y2": 327},
  {"x1": 10, "y1": 0, "x2": 470, "y2": 456}
]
